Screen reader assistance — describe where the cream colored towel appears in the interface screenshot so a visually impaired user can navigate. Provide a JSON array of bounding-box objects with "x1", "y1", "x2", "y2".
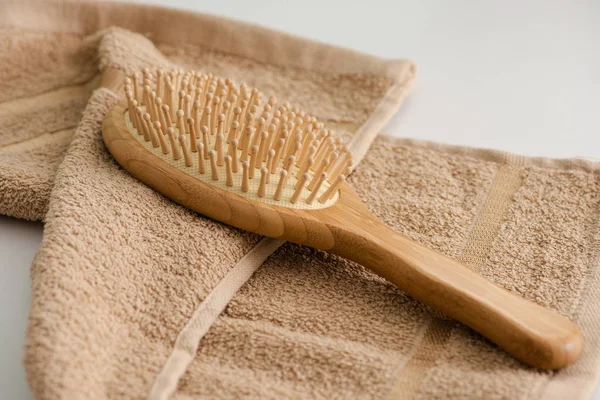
[{"x1": 1, "y1": 1, "x2": 599, "y2": 400}]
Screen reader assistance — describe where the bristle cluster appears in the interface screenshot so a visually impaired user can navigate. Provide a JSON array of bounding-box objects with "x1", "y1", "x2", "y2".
[{"x1": 123, "y1": 68, "x2": 352, "y2": 208}]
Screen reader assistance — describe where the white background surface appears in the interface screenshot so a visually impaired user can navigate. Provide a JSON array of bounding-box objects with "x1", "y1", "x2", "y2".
[{"x1": 1, "y1": 1, "x2": 598, "y2": 398}]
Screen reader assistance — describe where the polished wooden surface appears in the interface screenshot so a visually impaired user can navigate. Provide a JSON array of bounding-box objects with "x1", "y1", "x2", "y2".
[{"x1": 103, "y1": 99, "x2": 583, "y2": 370}]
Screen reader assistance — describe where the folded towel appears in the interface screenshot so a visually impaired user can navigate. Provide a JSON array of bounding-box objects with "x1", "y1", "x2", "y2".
[{"x1": 1, "y1": 1, "x2": 598, "y2": 400}]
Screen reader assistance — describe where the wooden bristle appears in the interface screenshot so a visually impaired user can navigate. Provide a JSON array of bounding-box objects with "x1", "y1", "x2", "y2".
[
  {"x1": 291, "y1": 173, "x2": 309, "y2": 204},
  {"x1": 211, "y1": 96, "x2": 220, "y2": 130},
  {"x1": 136, "y1": 107, "x2": 149, "y2": 141},
  {"x1": 200, "y1": 126, "x2": 210, "y2": 159},
  {"x1": 156, "y1": 97, "x2": 166, "y2": 129},
  {"x1": 227, "y1": 120, "x2": 239, "y2": 143},
  {"x1": 266, "y1": 149, "x2": 275, "y2": 182},
  {"x1": 256, "y1": 131, "x2": 269, "y2": 168},
  {"x1": 230, "y1": 139, "x2": 239, "y2": 173},
  {"x1": 241, "y1": 161, "x2": 249, "y2": 192},
  {"x1": 176, "y1": 109, "x2": 185, "y2": 135},
  {"x1": 271, "y1": 138, "x2": 285, "y2": 171},
  {"x1": 306, "y1": 173, "x2": 327, "y2": 205},
  {"x1": 216, "y1": 133, "x2": 225, "y2": 166},
  {"x1": 251, "y1": 118, "x2": 265, "y2": 148},
  {"x1": 209, "y1": 150, "x2": 219, "y2": 181},
  {"x1": 161, "y1": 104, "x2": 173, "y2": 128},
  {"x1": 149, "y1": 91, "x2": 158, "y2": 121},
  {"x1": 284, "y1": 155, "x2": 295, "y2": 172},
  {"x1": 217, "y1": 113, "x2": 225, "y2": 135},
  {"x1": 184, "y1": 95, "x2": 192, "y2": 121},
  {"x1": 153, "y1": 121, "x2": 169, "y2": 154},
  {"x1": 166, "y1": 127, "x2": 181, "y2": 160},
  {"x1": 204, "y1": 105, "x2": 212, "y2": 135},
  {"x1": 227, "y1": 136, "x2": 237, "y2": 158},
  {"x1": 258, "y1": 167, "x2": 268, "y2": 197},
  {"x1": 248, "y1": 145, "x2": 259, "y2": 179},
  {"x1": 187, "y1": 117, "x2": 197, "y2": 152},
  {"x1": 298, "y1": 155, "x2": 314, "y2": 180},
  {"x1": 197, "y1": 142, "x2": 205, "y2": 174},
  {"x1": 241, "y1": 127, "x2": 253, "y2": 161},
  {"x1": 308, "y1": 158, "x2": 329, "y2": 191},
  {"x1": 225, "y1": 155, "x2": 234, "y2": 186},
  {"x1": 319, "y1": 174, "x2": 345, "y2": 203},
  {"x1": 325, "y1": 152, "x2": 339, "y2": 175},
  {"x1": 274, "y1": 170, "x2": 288, "y2": 201},
  {"x1": 129, "y1": 100, "x2": 141, "y2": 132},
  {"x1": 179, "y1": 135, "x2": 193, "y2": 167},
  {"x1": 313, "y1": 137, "x2": 333, "y2": 169},
  {"x1": 298, "y1": 134, "x2": 315, "y2": 162},
  {"x1": 132, "y1": 73, "x2": 140, "y2": 101},
  {"x1": 125, "y1": 68, "x2": 353, "y2": 205},
  {"x1": 330, "y1": 152, "x2": 352, "y2": 182},
  {"x1": 143, "y1": 113, "x2": 159, "y2": 148}
]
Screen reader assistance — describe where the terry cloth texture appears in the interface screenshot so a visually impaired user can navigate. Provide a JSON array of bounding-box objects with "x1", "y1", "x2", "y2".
[{"x1": 0, "y1": 1, "x2": 598, "y2": 399}]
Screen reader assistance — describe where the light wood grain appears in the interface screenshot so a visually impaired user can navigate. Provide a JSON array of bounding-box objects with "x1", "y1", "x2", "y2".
[{"x1": 103, "y1": 99, "x2": 583, "y2": 370}]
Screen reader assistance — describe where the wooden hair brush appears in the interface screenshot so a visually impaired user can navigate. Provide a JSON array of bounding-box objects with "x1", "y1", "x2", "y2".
[{"x1": 101, "y1": 67, "x2": 583, "y2": 370}]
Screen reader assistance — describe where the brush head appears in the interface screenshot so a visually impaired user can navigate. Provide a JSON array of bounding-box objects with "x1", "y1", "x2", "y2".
[{"x1": 121, "y1": 68, "x2": 352, "y2": 210}]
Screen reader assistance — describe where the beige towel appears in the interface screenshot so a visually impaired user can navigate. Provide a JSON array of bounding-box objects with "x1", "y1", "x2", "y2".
[{"x1": 1, "y1": 1, "x2": 599, "y2": 399}]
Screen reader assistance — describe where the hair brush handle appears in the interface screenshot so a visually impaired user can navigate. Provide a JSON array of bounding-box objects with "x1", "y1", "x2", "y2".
[{"x1": 327, "y1": 213, "x2": 583, "y2": 370}]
